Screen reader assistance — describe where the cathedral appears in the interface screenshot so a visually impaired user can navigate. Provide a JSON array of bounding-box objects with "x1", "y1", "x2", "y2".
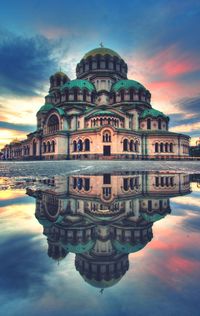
[{"x1": 2, "y1": 46, "x2": 190, "y2": 160}]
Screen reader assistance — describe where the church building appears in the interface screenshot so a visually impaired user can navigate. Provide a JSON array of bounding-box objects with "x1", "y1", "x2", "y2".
[{"x1": 1, "y1": 46, "x2": 190, "y2": 160}]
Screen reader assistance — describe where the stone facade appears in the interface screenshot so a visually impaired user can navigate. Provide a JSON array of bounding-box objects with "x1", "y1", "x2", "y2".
[{"x1": 1, "y1": 46, "x2": 190, "y2": 160}]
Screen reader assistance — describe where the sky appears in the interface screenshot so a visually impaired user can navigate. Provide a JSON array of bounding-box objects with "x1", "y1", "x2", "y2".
[{"x1": 0, "y1": 0, "x2": 200, "y2": 148}]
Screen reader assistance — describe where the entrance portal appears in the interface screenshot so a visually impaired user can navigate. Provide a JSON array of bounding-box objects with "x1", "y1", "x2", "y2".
[{"x1": 103, "y1": 145, "x2": 111, "y2": 156}]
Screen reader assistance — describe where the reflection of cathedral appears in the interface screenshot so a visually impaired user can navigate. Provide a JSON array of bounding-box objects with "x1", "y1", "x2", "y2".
[
  {"x1": 2, "y1": 46, "x2": 190, "y2": 160},
  {"x1": 27, "y1": 172, "x2": 191, "y2": 288}
]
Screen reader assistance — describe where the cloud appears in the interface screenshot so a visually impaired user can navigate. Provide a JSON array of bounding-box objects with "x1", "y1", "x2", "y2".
[
  {"x1": 0, "y1": 30, "x2": 59, "y2": 96},
  {"x1": 0, "y1": 121, "x2": 35, "y2": 132}
]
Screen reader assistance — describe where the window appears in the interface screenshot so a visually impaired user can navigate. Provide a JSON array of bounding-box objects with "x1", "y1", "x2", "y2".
[
  {"x1": 155, "y1": 143, "x2": 159, "y2": 153},
  {"x1": 103, "y1": 174, "x2": 111, "y2": 184},
  {"x1": 84, "y1": 139, "x2": 90, "y2": 151},
  {"x1": 170, "y1": 143, "x2": 173, "y2": 152},
  {"x1": 123, "y1": 178, "x2": 129, "y2": 191},
  {"x1": 47, "y1": 114, "x2": 59, "y2": 133},
  {"x1": 85, "y1": 178, "x2": 90, "y2": 191},
  {"x1": 147, "y1": 119, "x2": 151, "y2": 130},
  {"x1": 73, "y1": 141, "x2": 77, "y2": 152},
  {"x1": 158, "y1": 119, "x2": 162, "y2": 130},
  {"x1": 77, "y1": 139, "x2": 83, "y2": 151},
  {"x1": 123, "y1": 139, "x2": 128, "y2": 151},
  {"x1": 51, "y1": 140, "x2": 55, "y2": 152},
  {"x1": 130, "y1": 140, "x2": 134, "y2": 152},
  {"x1": 47, "y1": 141, "x2": 51, "y2": 153},
  {"x1": 103, "y1": 131, "x2": 111, "y2": 142},
  {"x1": 83, "y1": 89, "x2": 87, "y2": 102},
  {"x1": 148, "y1": 200, "x2": 152, "y2": 212},
  {"x1": 160, "y1": 143, "x2": 164, "y2": 152},
  {"x1": 120, "y1": 89, "x2": 125, "y2": 101}
]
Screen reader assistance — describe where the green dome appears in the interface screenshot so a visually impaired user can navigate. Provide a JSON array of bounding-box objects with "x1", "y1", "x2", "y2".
[
  {"x1": 140, "y1": 108, "x2": 169, "y2": 119},
  {"x1": 61, "y1": 79, "x2": 96, "y2": 92},
  {"x1": 62, "y1": 240, "x2": 95, "y2": 254},
  {"x1": 83, "y1": 47, "x2": 121, "y2": 59},
  {"x1": 113, "y1": 240, "x2": 147, "y2": 254},
  {"x1": 111, "y1": 79, "x2": 146, "y2": 92},
  {"x1": 37, "y1": 103, "x2": 54, "y2": 113}
]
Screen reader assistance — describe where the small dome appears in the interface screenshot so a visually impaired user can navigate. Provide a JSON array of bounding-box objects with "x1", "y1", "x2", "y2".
[
  {"x1": 61, "y1": 79, "x2": 96, "y2": 92},
  {"x1": 54, "y1": 71, "x2": 67, "y2": 76},
  {"x1": 111, "y1": 79, "x2": 146, "y2": 92},
  {"x1": 37, "y1": 103, "x2": 54, "y2": 114},
  {"x1": 83, "y1": 47, "x2": 121, "y2": 59},
  {"x1": 140, "y1": 108, "x2": 169, "y2": 119}
]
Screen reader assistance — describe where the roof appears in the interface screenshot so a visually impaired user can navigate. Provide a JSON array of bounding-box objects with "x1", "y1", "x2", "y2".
[
  {"x1": 142, "y1": 213, "x2": 166, "y2": 223},
  {"x1": 140, "y1": 108, "x2": 169, "y2": 119},
  {"x1": 61, "y1": 79, "x2": 96, "y2": 92},
  {"x1": 37, "y1": 103, "x2": 54, "y2": 113},
  {"x1": 37, "y1": 104, "x2": 65, "y2": 116},
  {"x1": 83, "y1": 47, "x2": 121, "y2": 59},
  {"x1": 62, "y1": 240, "x2": 95, "y2": 253},
  {"x1": 86, "y1": 110, "x2": 123, "y2": 119},
  {"x1": 111, "y1": 79, "x2": 146, "y2": 92}
]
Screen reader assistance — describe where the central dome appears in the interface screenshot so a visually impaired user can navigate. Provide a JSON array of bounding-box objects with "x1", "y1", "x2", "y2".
[{"x1": 83, "y1": 47, "x2": 121, "y2": 59}]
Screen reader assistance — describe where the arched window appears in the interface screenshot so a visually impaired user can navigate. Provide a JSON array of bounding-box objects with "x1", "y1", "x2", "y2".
[
  {"x1": 77, "y1": 139, "x2": 83, "y2": 151},
  {"x1": 155, "y1": 143, "x2": 159, "y2": 153},
  {"x1": 91, "y1": 92, "x2": 95, "y2": 103},
  {"x1": 47, "y1": 114, "x2": 59, "y2": 133},
  {"x1": 129, "y1": 89, "x2": 134, "y2": 101},
  {"x1": 73, "y1": 141, "x2": 77, "y2": 152},
  {"x1": 120, "y1": 89, "x2": 125, "y2": 102},
  {"x1": 130, "y1": 140, "x2": 134, "y2": 152},
  {"x1": 160, "y1": 143, "x2": 164, "y2": 153},
  {"x1": 77, "y1": 178, "x2": 83, "y2": 190},
  {"x1": 148, "y1": 200, "x2": 152, "y2": 212},
  {"x1": 84, "y1": 139, "x2": 90, "y2": 151},
  {"x1": 123, "y1": 178, "x2": 129, "y2": 191},
  {"x1": 147, "y1": 118, "x2": 151, "y2": 130},
  {"x1": 83, "y1": 89, "x2": 87, "y2": 102},
  {"x1": 170, "y1": 143, "x2": 173, "y2": 152},
  {"x1": 73, "y1": 177, "x2": 77, "y2": 189},
  {"x1": 135, "y1": 141, "x2": 139, "y2": 152},
  {"x1": 123, "y1": 139, "x2": 129, "y2": 151},
  {"x1": 103, "y1": 131, "x2": 111, "y2": 142},
  {"x1": 47, "y1": 141, "x2": 51, "y2": 153},
  {"x1": 113, "y1": 93, "x2": 116, "y2": 104},
  {"x1": 43, "y1": 143, "x2": 46, "y2": 153},
  {"x1": 73, "y1": 88, "x2": 78, "y2": 101},
  {"x1": 165, "y1": 143, "x2": 168, "y2": 152},
  {"x1": 158, "y1": 118, "x2": 162, "y2": 130},
  {"x1": 85, "y1": 178, "x2": 90, "y2": 191},
  {"x1": 33, "y1": 140, "x2": 37, "y2": 156},
  {"x1": 51, "y1": 140, "x2": 55, "y2": 152},
  {"x1": 130, "y1": 178, "x2": 134, "y2": 190}
]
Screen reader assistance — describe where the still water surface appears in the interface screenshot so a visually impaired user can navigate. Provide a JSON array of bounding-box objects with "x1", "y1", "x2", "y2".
[{"x1": 0, "y1": 171, "x2": 200, "y2": 316}]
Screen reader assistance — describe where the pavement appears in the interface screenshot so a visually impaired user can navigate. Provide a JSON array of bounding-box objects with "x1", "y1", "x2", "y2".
[{"x1": 0, "y1": 160, "x2": 200, "y2": 178}]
